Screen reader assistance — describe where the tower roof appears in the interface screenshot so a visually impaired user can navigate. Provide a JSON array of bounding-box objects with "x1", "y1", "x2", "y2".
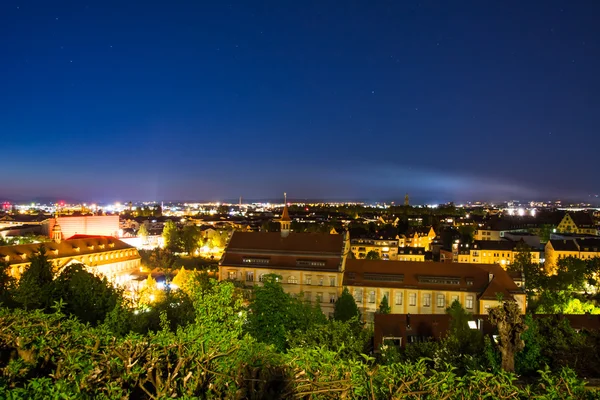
[{"x1": 279, "y1": 204, "x2": 291, "y2": 222}]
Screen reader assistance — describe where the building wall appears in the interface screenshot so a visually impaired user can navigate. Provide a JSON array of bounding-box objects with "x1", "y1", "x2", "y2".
[
  {"x1": 44, "y1": 216, "x2": 120, "y2": 239},
  {"x1": 348, "y1": 285, "x2": 481, "y2": 322},
  {"x1": 474, "y1": 230, "x2": 502, "y2": 241},
  {"x1": 350, "y1": 240, "x2": 399, "y2": 260},
  {"x1": 9, "y1": 249, "x2": 141, "y2": 286},
  {"x1": 219, "y1": 266, "x2": 344, "y2": 314},
  {"x1": 458, "y1": 249, "x2": 539, "y2": 268}
]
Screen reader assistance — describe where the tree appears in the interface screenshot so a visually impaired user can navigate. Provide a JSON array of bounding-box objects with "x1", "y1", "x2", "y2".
[
  {"x1": 246, "y1": 274, "x2": 326, "y2": 352},
  {"x1": 365, "y1": 250, "x2": 381, "y2": 260},
  {"x1": 14, "y1": 245, "x2": 54, "y2": 310},
  {"x1": 52, "y1": 263, "x2": 121, "y2": 325},
  {"x1": 162, "y1": 220, "x2": 182, "y2": 252},
  {"x1": 181, "y1": 225, "x2": 202, "y2": 255},
  {"x1": 0, "y1": 261, "x2": 16, "y2": 306},
  {"x1": 137, "y1": 224, "x2": 149, "y2": 244},
  {"x1": 378, "y1": 294, "x2": 391, "y2": 314},
  {"x1": 333, "y1": 287, "x2": 360, "y2": 322},
  {"x1": 488, "y1": 301, "x2": 527, "y2": 372}
]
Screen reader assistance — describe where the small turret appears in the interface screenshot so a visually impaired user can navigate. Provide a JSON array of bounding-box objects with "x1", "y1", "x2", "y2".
[{"x1": 278, "y1": 193, "x2": 291, "y2": 238}]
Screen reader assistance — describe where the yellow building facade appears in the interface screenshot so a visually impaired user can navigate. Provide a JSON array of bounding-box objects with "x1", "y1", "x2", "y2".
[
  {"x1": 350, "y1": 238, "x2": 398, "y2": 260},
  {"x1": 544, "y1": 238, "x2": 600, "y2": 273},
  {"x1": 456, "y1": 241, "x2": 540, "y2": 268},
  {"x1": 344, "y1": 259, "x2": 526, "y2": 323}
]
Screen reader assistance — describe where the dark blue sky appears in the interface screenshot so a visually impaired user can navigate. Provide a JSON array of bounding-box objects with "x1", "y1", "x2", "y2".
[{"x1": 2, "y1": 1, "x2": 599, "y2": 203}]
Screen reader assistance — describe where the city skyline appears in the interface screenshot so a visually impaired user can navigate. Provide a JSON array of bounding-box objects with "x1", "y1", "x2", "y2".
[{"x1": 2, "y1": 1, "x2": 599, "y2": 202}]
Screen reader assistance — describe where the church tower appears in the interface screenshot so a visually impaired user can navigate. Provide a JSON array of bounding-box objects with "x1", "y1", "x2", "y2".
[
  {"x1": 404, "y1": 193, "x2": 410, "y2": 206},
  {"x1": 278, "y1": 193, "x2": 291, "y2": 238},
  {"x1": 52, "y1": 203, "x2": 63, "y2": 243}
]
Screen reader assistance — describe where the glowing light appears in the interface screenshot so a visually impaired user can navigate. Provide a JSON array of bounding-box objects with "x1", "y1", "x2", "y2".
[
  {"x1": 517, "y1": 208, "x2": 525, "y2": 216},
  {"x1": 468, "y1": 321, "x2": 478, "y2": 330}
]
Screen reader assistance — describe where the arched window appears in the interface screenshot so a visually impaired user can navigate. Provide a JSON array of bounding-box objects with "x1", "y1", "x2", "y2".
[{"x1": 259, "y1": 273, "x2": 266, "y2": 282}]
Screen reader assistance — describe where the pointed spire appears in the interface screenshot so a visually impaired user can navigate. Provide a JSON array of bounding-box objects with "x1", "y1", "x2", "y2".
[{"x1": 278, "y1": 192, "x2": 291, "y2": 237}]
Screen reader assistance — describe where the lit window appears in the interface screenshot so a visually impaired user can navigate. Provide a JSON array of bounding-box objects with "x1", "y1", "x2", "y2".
[
  {"x1": 329, "y1": 293, "x2": 336, "y2": 303},
  {"x1": 288, "y1": 276, "x2": 298, "y2": 284},
  {"x1": 437, "y1": 294, "x2": 445, "y2": 308},
  {"x1": 423, "y1": 294, "x2": 431, "y2": 307},
  {"x1": 368, "y1": 291, "x2": 376, "y2": 303},
  {"x1": 245, "y1": 272, "x2": 254, "y2": 282},
  {"x1": 451, "y1": 295, "x2": 459, "y2": 304},
  {"x1": 409, "y1": 293, "x2": 416, "y2": 306},
  {"x1": 395, "y1": 291, "x2": 403, "y2": 305},
  {"x1": 305, "y1": 276, "x2": 312, "y2": 285},
  {"x1": 466, "y1": 295, "x2": 474, "y2": 309},
  {"x1": 329, "y1": 277, "x2": 336, "y2": 286},
  {"x1": 354, "y1": 288, "x2": 363, "y2": 303},
  {"x1": 227, "y1": 271, "x2": 236, "y2": 280},
  {"x1": 316, "y1": 292, "x2": 323, "y2": 302}
]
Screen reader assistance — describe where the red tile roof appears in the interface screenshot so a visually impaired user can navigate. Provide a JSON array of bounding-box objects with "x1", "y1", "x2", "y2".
[{"x1": 343, "y1": 259, "x2": 523, "y2": 299}]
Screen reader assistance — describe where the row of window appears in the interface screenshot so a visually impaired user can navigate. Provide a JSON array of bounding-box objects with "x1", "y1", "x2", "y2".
[
  {"x1": 228, "y1": 271, "x2": 336, "y2": 286},
  {"x1": 303, "y1": 292, "x2": 336, "y2": 303},
  {"x1": 353, "y1": 289, "x2": 474, "y2": 309},
  {"x1": 241, "y1": 258, "x2": 328, "y2": 267}
]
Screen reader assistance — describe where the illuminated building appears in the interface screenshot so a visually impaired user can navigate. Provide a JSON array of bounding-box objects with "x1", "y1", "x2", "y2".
[
  {"x1": 344, "y1": 259, "x2": 526, "y2": 323},
  {"x1": 456, "y1": 240, "x2": 540, "y2": 267},
  {"x1": 2, "y1": 234, "x2": 141, "y2": 286},
  {"x1": 350, "y1": 238, "x2": 399, "y2": 260},
  {"x1": 219, "y1": 203, "x2": 351, "y2": 315},
  {"x1": 544, "y1": 238, "x2": 600, "y2": 274},
  {"x1": 398, "y1": 227, "x2": 436, "y2": 251},
  {"x1": 397, "y1": 246, "x2": 426, "y2": 262},
  {"x1": 556, "y1": 212, "x2": 599, "y2": 236},
  {"x1": 42, "y1": 215, "x2": 119, "y2": 239}
]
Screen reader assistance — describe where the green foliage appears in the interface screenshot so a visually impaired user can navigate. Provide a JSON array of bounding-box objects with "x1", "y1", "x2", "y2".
[
  {"x1": 287, "y1": 317, "x2": 371, "y2": 360},
  {"x1": 51, "y1": 263, "x2": 121, "y2": 325},
  {"x1": 137, "y1": 223, "x2": 149, "y2": 243},
  {"x1": 377, "y1": 294, "x2": 391, "y2": 314},
  {"x1": 365, "y1": 250, "x2": 381, "y2": 260},
  {"x1": 246, "y1": 274, "x2": 326, "y2": 352},
  {"x1": 0, "y1": 306, "x2": 598, "y2": 398},
  {"x1": 181, "y1": 224, "x2": 203, "y2": 254},
  {"x1": 334, "y1": 287, "x2": 360, "y2": 322},
  {"x1": 0, "y1": 261, "x2": 16, "y2": 307},
  {"x1": 162, "y1": 220, "x2": 182, "y2": 252},
  {"x1": 516, "y1": 314, "x2": 545, "y2": 375},
  {"x1": 13, "y1": 245, "x2": 54, "y2": 310}
]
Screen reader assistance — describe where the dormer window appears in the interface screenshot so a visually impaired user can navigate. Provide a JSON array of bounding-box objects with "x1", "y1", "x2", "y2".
[
  {"x1": 73, "y1": 246, "x2": 80, "y2": 252},
  {"x1": 99, "y1": 244, "x2": 105, "y2": 249},
  {"x1": 1, "y1": 255, "x2": 8, "y2": 262},
  {"x1": 466, "y1": 279, "x2": 474, "y2": 286},
  {"x1": 88, "y1": 245, "x2": 94, "y2": 251},
  {"x1": 109, "y1": 243, "x2": 115, "y2": 248},
  {"x1": 19, "y1": 253, "x2": 27, "y2": 260}
]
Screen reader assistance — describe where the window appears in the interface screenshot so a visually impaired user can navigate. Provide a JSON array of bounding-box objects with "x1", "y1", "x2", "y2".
[
  {"x1": 296, "y1": 260, "x2": 326, "y2": 267},
  {"x1": 466, "y1": 279, "x2": 474, "y2": 286},
  {"x1": 305, "y1": 276, "x2": 312, "y2": 285},
  {"x1": 364, "y1": 273, "x2": 404, "y2": 282},
  {"x1": 329, "y1": 293, "x2": 336, "y2": 303},
  {"x1": 368, "y1": 290, "x2": 376, "y2": 303},
  {"x1": 227, "y1": 271, "x2": 236, "y2": 280},
  {"x1": 395, "y1": 291, "x2": 403, "y2": 305},
  {"x1": 354, "y1": 288, "x2": 363, "y2": 303},
  {"x1": 417, "y1": 276, "x2": 460, "y2": 285},
  {"x1": 451, "y1": 295, "x2": 459, "y2": 305},
  {"x1": 287, "y1": 276, "x2": 298, "y2": 284},
  {"x1": 242, "y1": 257, "x2": 269, "y2": 265},
  {"x1": 466, "y1": 295, "x2": 474, "y2": 309},
  {"x1": 423, "y1": 294, "x2": 431, "y2": 307},
  {"x1": 316, "y1": 292, "x2": 323, "y2": 302},
  {"x1": 259, "y1": 273, "x2": 266, "y2": 282},
  {"x1": 437, "y1": 294, "x2": 445, "y2": 308},
  {"x1": 245, "y1": 271, "x2": 254, "y2": 282},
  {"x1": 329, "y1": 277, "x2": 336, "y2": 286},
  {"x1": 409, "y1": 293, "x2": 417, "y2": 306},
  {"x1": 318, "y1": 277, "x2": 324, "y2": 286}
]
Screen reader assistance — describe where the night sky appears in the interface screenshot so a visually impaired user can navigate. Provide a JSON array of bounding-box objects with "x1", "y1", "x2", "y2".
[{"x1": 2, "y1": 1, "x2": 599, "y2": 204}]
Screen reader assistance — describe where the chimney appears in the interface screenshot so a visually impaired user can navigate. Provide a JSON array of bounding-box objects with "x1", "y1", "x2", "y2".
[{"x1": 489, "y1": 273, "x2": 494, "y2": 283}]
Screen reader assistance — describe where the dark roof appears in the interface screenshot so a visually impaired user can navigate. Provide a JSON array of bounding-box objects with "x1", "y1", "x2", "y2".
[
  {"x1": 226, "y1": 231, "x2": 345, "y2": 254},
  {"x1": 577, "y1": 238, "x2": 600, "y2": 252},
  {"x1": 343, "y1": 259, "x2": 522, "y2": 299},
  {"x1": 567, "y1": 212, "x2": 596, "y2": 228},
  {"x1": 471, "y1": 240, "x2": 515, "y2": 251},
  {"x1": 221, "y1": 231, "x2": 346, "y2": 272},
  {"x1": 548, "y1": 239, "x2": 579, "y2": 252}
]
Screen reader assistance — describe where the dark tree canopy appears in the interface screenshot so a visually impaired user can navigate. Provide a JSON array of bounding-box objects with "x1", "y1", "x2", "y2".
[
  {"x1": 334, "y1": 287, "x2": 360, "y2": 322},
  {"x1": 14, "y1": 245, "x2": 54, "y2": 310}
]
